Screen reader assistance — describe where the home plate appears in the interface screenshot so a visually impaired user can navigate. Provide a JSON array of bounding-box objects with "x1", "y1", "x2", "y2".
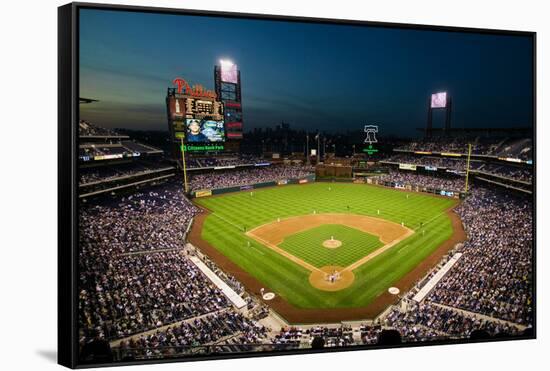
[
  {"x1": 388, "y1": 287, "x2": 400, "y2": 295},
  {"x1": 262, "y1": 292, "x2": 276, "y2": 300}
]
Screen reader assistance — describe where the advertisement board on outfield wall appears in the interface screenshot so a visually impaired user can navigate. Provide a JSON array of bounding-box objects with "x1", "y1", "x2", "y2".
[
  {"x1": 399, "y1": 163, "x2": 417, "y2": 171},
  {"x1": 195, "y1": 190, "x2": 213, "y2": 198}
]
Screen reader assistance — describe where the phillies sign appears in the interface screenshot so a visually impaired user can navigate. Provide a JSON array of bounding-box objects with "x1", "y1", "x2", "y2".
[{"x1": 173, "y1": 77, "x2": 217, "y2": 98}]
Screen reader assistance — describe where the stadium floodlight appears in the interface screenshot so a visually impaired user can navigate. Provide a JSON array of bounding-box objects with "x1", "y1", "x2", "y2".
[
  {"x1": 431, "y1": 91, "x2": 447, "y2": 108},
  {"x1": 220, "y1": 59, "x2": 238, "y2": 83}
]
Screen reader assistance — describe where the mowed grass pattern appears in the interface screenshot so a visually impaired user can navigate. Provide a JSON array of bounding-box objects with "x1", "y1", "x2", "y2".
[
  {"x1": 195, "y1": 183, "x2": 457, "y2": 310},
  {"x1": 279, "y1": 224, "x2": 383, "y2": 268}
]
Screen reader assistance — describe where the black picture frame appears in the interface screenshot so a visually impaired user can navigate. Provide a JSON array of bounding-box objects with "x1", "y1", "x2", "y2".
[{"x1": 58, "y1": 2, "x2": 536, "y2": 368}]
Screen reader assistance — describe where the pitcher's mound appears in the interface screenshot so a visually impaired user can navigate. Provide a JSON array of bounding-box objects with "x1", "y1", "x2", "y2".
[
  {"x1": 322, "y1": 239, "x2": 342, "y2": 249},
  {"x1": 309, "y1": 265, "x2": 355, "y2": 291}
]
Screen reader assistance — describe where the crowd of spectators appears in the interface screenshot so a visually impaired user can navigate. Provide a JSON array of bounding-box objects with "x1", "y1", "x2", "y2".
[
  {"x1": 385, "y1": 302, "x2": 521, "y2": 343},
  {"x1": 187, "y1": 155, "x2": 264, "y2": 169},
  {"x1": 114, "y1": 310, "x2": 268, "y2": 360},
  {"x1": 306, "y1": 326, "x2": 355, "y2": 348},
  {"x1": 189, "y1": 165, "x2": 314, "y2": 191},
  {"x1": 78, "y1": 180, "x2": 273, "y2": 362},
  {"x1": 383, "y1": 184, "x2": 532, "y2": 342},
  {"x1": 476, "y1": 163, "x2": 533, "y2": 183},
  {"x1": 79, "y1": 183, "x2": 198, "y2": 254},
  {"x1": 376, "y1": 170, "x2": 466, "y2": 191},
  {"x1": 79, "y1": 251, "x2": 230, "y2": 340},
  {"x1": 395, "y1": 137, "x2": 490, "y2": 154},
  {"x1": 381, "y1": 154, "x2": 532, "y2": 183},
  {"x1": 79, "y1": 183, "x2": 224, "y2": 340},
  {"x1": 271, "y1": 327, "x2": 303, "y2": 347},
  {"x1": 428, "y1": 187, "x2": 533, "y2": 324},
  {"x1": 360, "y1": 324, "x2": 383, "y2": 345},
  {"x1": 395, "y1": 137, "x2": 532, "y2": 160},
  {"x1": 382, "y1": 154, "x2": 483, "y2": 171}
]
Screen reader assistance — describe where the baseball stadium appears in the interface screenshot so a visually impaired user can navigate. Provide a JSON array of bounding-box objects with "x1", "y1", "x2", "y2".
[{"x1": 76, "y1": 8, "x2": 534, "y2": 365}]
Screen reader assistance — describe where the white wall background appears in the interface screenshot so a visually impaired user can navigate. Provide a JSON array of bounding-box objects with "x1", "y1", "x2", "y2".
[{"x1": 0, "y1": 0, "x2": 546, "y2": 369}]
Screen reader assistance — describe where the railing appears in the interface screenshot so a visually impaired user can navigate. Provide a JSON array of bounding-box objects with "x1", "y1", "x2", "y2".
[{"x1": 111, "y1": 343, "x2": 300, "y2": 361}]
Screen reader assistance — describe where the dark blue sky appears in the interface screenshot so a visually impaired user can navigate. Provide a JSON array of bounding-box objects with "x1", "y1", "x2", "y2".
[{"x1": 79, "y1": 9, "x2": 533, "y2": 137}]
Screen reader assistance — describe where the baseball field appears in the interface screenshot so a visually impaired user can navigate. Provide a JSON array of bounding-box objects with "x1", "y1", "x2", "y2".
[{"x1": 190, "y1": 182, "x2": 463, "y2": 321}]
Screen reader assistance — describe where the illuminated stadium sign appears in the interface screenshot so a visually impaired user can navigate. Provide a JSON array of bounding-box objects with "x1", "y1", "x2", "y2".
[
  {"x1": 220, "y1": 60, "x2": 238, "y2": 83},
  {"x1": 431, "y1": 91, "x2": 447, "y2": 108},
  {"x1": 173, "y1": 77, "x2": 217, "y2": 98},
  {"x1": 180, "y1": 143, "x2": 225, "y2": 152},
  {"x1": 364, "y1": 125, "x2": 379, "y2": 144},
  {"x1": 362, "y1": 125, "x2": 380, "y2": 155},
  {"x1": 363, "y1": 144, "x2": 379, "y2": 155}
]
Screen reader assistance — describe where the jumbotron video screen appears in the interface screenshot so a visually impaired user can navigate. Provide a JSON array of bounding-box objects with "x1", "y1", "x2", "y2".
[{"x1": 72, "y1": 4, "x2": 535, "y2": 367}]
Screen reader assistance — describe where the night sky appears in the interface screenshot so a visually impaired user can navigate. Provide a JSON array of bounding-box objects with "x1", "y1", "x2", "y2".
[{"x1": 79, "y1": 8, "x2": 533, "y2": 137}]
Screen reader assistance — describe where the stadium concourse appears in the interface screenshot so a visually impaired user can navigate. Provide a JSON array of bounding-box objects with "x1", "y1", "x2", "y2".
[{"x1": 77, "y1": 126, "x2": 533, "y2": 363}]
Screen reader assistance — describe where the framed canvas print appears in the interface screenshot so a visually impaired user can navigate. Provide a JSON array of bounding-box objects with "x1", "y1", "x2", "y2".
[{"x1": 58, "y1": 2, "x2": 536, "y2": 368}]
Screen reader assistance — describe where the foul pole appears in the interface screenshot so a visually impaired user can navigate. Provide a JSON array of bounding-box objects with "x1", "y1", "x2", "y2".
[
  {"x1": 180, "y1": 136, "x2": 189, "y2": 193},
  {"x1": 464, "y1": 143, "x2": 472, "y2": 193}
]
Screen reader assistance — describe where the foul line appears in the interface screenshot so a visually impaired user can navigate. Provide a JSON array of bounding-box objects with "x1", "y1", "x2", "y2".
[
  {"x1": 343, "y1": 229, "x2": 414, "y2": 272},
  {"x1": 413, "y1": 211, "x2": 447, "y2": 231},
  {"x1": 246, "y1": 232, "x2": 323, "y2": 273},
  {"x1": 210, "y1": 212, "x2": 246, "y2": 231},
  {"x1": 247, "y1": 243, "x2": 265, "y2": 256}
]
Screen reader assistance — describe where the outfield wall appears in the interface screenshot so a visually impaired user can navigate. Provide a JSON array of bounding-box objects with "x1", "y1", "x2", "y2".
[
  {"x1": 190, "y1": 174, "x2": 316, "y2": 198},
  {"x1": 191, "y1": 174, "x2": 464, "y2": 199}
]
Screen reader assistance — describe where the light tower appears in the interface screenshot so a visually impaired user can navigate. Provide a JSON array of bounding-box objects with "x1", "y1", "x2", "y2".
[
  {"x1": 214, "y1": 60, "x2": 244, "y2": 143},
  {"x1": 426, "y1": 91, "x2": 452, "y2": 137}
]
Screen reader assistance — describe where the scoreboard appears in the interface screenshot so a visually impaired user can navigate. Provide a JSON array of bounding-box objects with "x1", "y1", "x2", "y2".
[{"x1": 166, "y1": 77, "x2": 225, "y2": 145}]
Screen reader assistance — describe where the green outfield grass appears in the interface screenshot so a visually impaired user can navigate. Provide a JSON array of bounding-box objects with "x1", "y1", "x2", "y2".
[
  {"x1": 194, "y1": 182, "x2": 458, "y2": 310},
  {"x1": 279, "y1": 224, "x2": 383, "y2": 268}
]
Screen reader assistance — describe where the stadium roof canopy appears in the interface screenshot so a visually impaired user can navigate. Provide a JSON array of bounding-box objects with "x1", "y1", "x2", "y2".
[{"x1": 79, "y1": 97, "x2": 99, "y2": 104}]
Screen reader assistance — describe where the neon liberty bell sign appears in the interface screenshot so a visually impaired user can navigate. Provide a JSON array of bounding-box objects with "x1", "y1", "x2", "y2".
[
  {"x1": 364, "y1": 125, "x2": 378, "y2": 145},
  {"x1": 363, "y1": 125, "x2": 379, "y2": 155}
]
